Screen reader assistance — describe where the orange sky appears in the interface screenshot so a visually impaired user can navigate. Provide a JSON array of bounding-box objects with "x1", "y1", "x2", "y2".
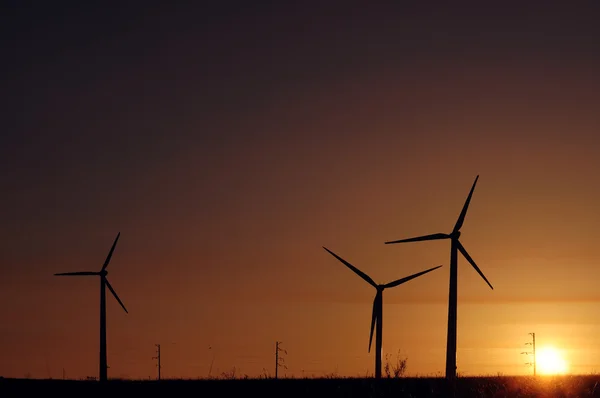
[{"x1": 2, "y1": 2, "x2": 600, "y2": 379}]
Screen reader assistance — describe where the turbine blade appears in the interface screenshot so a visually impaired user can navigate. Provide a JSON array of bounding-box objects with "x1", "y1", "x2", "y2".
[
  {"x1": 323, "y1": 247, "x2": 377, "y2": 288},
  {"x1": 101, "y1": 232, "x2": 121, "y2": 271},
  {"x1": 105, "y1": 278, "x2": 128, "y2": 313},
  {"x1": 368, "y1": 293, "x2": 378, "y2": 353},
  {"x1": 456, "y1": 240, "x2": 493, "y2": 290},
  {"x1": 453, "y1": 175, "x2": 479, "y2": 233},
  {"x1": 385, "y1": 233, "x2": 449, "y2": 245},
  {"x1": 54, "y1": 271, "x2": 99, "y2": 276},
  {"x1": 383, "y1": 265, "x2": 443, "y2": 288}
]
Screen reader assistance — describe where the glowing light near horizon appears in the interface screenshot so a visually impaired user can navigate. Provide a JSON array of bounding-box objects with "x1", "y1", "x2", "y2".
[{"x1": 537, "y1": 347, "x2": 569, "y2": 375}]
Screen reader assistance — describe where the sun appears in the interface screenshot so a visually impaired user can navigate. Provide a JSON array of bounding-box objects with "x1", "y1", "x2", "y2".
[{"x1": 536, "y1": 346, "x2": 569, "y2": 375}]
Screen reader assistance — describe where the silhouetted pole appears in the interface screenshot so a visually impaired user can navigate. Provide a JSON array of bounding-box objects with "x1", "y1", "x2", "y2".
[
  {"x1": 208, "y1": 346, "x2": 214, "y2": 378},
  {"x1": 446, "y1": 240, "x2": 458, "y2": 379},
  {"x1": 527, "y1": 332, "x2": 537, "y2": 376},
  {"x1": 521, "y1": 332, "x2": 536, "y2": 376},
  {"x1": 275, "y1": 341, "x2": 287, "y2": 379},
  {"x1": 99, "y1": 276, "x2": 107, "y2": 382},
  {"x1": 375, "y1": 289, "x2": 383, "y2": 379},
  {"x1": 529, "y1": 333, "x2": 536, "y2": 376},
  {"x1": 275, "y1": 341, "x2": 279, "y2": 379},
  {"x1": 153, "y1": 344, "x2": 161, "y2": 380}
]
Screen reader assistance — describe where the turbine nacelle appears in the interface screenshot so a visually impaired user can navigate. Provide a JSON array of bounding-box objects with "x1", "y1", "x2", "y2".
[{"x1": 384, "y1": 176, "x2": 492, "y2": 290}]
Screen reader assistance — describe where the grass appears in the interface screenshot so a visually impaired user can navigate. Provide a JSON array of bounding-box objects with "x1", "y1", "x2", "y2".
[{"x1": 2, "y1": 375, "x2": 600, "y2": 397}]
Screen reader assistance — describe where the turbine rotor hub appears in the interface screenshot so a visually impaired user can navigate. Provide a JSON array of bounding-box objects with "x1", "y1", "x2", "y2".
[
  {"x1": 451, "y1": 230, "x2": 461, "y2": 240},
  {"x1": 100, "y1": 269, "x2": 108, "y2": 276}
]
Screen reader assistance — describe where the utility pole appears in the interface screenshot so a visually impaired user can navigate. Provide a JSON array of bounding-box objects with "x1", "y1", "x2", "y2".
[
  {"x1": 275, "y1": 341, "x2": 287, "y2": 379},
  {"x1": 208, "y1": 346, "x2": 215, "y2": 378},
  {"x1": 521, "y1": 332, "x2": 536, "y2": 376},
  {"x1": 153, "y1": 344, "x2": 161, "y2": 380},
  {"x1": 531, "y1": 332, "x2": 536, "y2": 376}
]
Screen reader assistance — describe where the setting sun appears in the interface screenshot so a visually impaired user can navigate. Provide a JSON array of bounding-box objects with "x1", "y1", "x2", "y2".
[{"x1": 536, "y1": 347, "x2": 569, "y2": 375}]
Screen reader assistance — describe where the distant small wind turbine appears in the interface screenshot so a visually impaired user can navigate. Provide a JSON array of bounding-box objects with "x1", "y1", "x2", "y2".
[
  {"x1": 384, "y1": 175, "x2": 493, "y2": 379},
  {"x1": 323, "y1": 247, "x2": 442, "y2": 379},
  {"x1": 54, "y1": 232, "x2": 128, "y2": 383}
]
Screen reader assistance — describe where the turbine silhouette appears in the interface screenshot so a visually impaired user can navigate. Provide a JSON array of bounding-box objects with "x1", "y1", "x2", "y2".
[
  {"x1": 54, "y1": 232, "x2": 128, "y2": 382},
  {"x1": 384, "y1": 175, "x2": 493, "y2": 379},
  {"x1": 323, "y1": 246, "x2": 442, "y2": 379}
]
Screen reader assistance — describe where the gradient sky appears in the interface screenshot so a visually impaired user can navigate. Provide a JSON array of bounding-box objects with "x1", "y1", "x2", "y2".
[{"x1": 3, "y1": 2, "x2": 600, "y2": 380}]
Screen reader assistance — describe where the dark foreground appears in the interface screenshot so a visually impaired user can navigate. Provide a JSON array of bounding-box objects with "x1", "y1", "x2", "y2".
[{"x1": 2, "y1": 375, "x2": 600, "y2": 397}]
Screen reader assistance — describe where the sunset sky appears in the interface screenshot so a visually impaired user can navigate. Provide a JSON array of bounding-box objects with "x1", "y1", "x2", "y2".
[{"x1": 3, "y1": 2, "x2": 600, "y2": 380}]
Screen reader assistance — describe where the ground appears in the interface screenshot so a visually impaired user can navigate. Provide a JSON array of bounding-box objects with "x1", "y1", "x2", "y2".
[{"x1": 2, "y1": 375, "x2": 600, "y2": 397}]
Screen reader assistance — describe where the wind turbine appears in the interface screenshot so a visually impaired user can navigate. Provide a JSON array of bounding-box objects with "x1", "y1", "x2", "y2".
[
  {"x1": 384, "y1": 175, "x2": 493, "y2": 379},
  {"x1": 323, "y1": 246, "x2": 442, "y2": 379},
  {"x1": 54, "y1": 232, "x2": 128, "y2": 382}
]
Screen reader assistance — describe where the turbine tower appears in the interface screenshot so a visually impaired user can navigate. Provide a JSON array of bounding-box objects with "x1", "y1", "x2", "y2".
[
  {"x1": 384, "y1": 175, "x2": 493, "y2": 379},
  {"x1": 323, "y1": 247, "x2": 442, "y2": 379},
  {"x1": 54, "y1": 232, "x2": 128, "y2": 382}
]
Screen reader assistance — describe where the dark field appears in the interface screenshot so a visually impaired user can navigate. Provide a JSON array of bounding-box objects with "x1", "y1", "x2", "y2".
[{"x1": 3, "y1": 376, "x2": 600, "y2": 397}]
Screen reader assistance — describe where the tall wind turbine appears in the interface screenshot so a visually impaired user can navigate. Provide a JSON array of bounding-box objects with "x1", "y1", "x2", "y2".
[
  {"x1": 54, "y1": 232, "x2": 128, "y2": 382},
  {"x1": 323, "y1": 247, "x2": 442, "y2": 379},
  {"x1": 384, "y1": 175, "x2": 493, "y2": 379}
]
